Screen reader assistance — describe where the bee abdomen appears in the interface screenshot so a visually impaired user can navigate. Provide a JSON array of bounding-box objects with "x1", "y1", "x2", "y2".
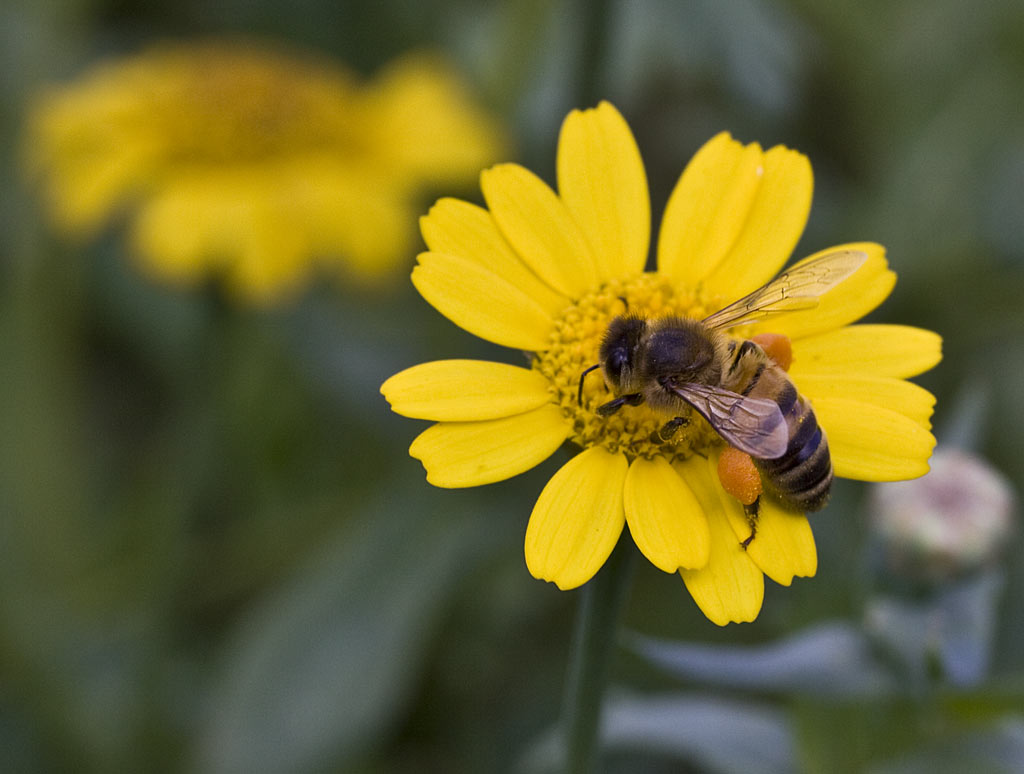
[{"x1": 754, "y1": 395, "x2": 833, "y2": 512}]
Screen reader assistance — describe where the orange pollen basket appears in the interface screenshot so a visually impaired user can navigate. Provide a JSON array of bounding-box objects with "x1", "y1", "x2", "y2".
[{"x1": 718, "y1": 446, "x2": 763, "y2": 505}]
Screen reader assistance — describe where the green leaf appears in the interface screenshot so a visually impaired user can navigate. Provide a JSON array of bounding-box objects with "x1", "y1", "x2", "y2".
[
  {"x1": 523, "y1": 692, "x2": 797, "y2": 774},
  {"x1": 626, "y1": 621, "x2": 895, "y2": 696},
  {"x1": 602, "y1": 693, "x2": 797, "y2": 774},
  {"x1": 192, "y1": 492, "x2": 488, "y2": 773},
  {"x1": 870, "y1": 716, "x2": 1024, "y2": 774}
]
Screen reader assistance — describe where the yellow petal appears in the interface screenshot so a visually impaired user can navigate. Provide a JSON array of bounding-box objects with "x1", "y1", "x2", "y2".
[
  {"x1": 748, "y1": 243, "x2": 896, "y2": 340},
  {"x1": 657, "y1": 134, "x2": 813, "y2": 299},
  {"x1": 131, "y1": 173, "x2": 315, "y2": 304},
  {"x1": 410, "y1": 405, "x2": 570, "y2": 488},
  {"x1": 481, "y1": 163, "x2": 599, "y2": 297},
  {"x1": 48, "y1": 138, "x2": 161, "y2": 236},
  {"x1": 556, "y1": 102, "x2": 650, "y2": 279},
  {"x1": 623, "y1": 456, "x2": 710, "y2": 573},
  {"x1": 713, "y1": 452, "x2": 817, "y2": 585},
  {"x1": 360, "y1": 53, "x2": 504, "y2": 184},
  {"x1": 419, "y1": 198, "x2": 568, "y2": 314},
  {"x1": 676, "y1": 456, "x2": 764, "y2": 625},
  {"x1": 285, "y1": 156, "x2": 412, "y2": 282},
  {"x1": 131, "y1": 181, "x2": 217, "y2": 285},
  {"x1": 658, "y1": 133, "x2": 763, "y2": 287},
  {"x1": 745, "y1": 500, "x2": 817, "y2": 585},
  {"x1": 25, "y1": 84, "x2": 164, "y2": 235},
  {"x1": 789, "y1": 325, "x2": 943, "y2": 379},
  {"x1": 795, "y1": 374, "x2": 936, "y2": 429},
  {"x1": 412, "y1": 251, "x2": 554, "y2": 351},
  {"x1": 814, "y1": 397, "x2": 937, "y2": 481},
  {"x1": 525, "y1": 447, "x2": 628, "y2": 590},
  {"x1": 702, "y1": 143, "x2": 813, "y2": 299},
  {"x1": 382, "y1": 359, "x2": 552, "y2": 421},
  {"x1": 225, "y1": 223, "x2": 310, "y2": 304}
]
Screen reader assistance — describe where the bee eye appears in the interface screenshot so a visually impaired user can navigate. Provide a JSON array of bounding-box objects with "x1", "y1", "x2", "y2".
[{"x1": 608, "y1": 350, "x2": 629, "y2": 380}]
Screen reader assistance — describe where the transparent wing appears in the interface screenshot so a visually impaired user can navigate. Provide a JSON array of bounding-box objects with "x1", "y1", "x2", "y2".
[
  {"x1": 667, "y1": 381, "x2": 788, "y2": 459},
  {"x1": 701, "y1": 249, "x2": 868, "y2": 330}
]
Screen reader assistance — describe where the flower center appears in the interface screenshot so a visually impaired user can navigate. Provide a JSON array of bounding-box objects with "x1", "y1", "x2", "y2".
[
  {"x1": 534, "y1": 273, "x2": 730, "y2": 461},
  {"x1": 146, "y1": 44, "x2": 361, "y2": 165}
]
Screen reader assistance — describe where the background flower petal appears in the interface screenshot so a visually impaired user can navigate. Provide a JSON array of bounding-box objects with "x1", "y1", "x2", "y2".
[
  {"x1": 382, "y1": 359, "x2": 552, "y2": 421},
  {"x1": 481, "y1": 163, "x2": 599, "y2": 297},
  {"x1": 788, "y1": 324, "x2": 943, "y2": 379},
  {"x1": 35, "y1": 134, "x2": 162, "y2": 236},
  {"x1": 357, "y1": 53, "x2": 505, "y2": 185},
  {"x1": 556, "y1": 101, "x2": 650, "y2": 280},
  {"x1": 409, "y1": 405, "x2": 569, "y2": 488},
  {"x1": 284, "y1": 156, "x2": 413, "y2": 283},
  {"x1": 676, "y1": 457, "x2": 764, "y2": 625},
  {"x1": 132, "y1": 174, "x2": 312, "y2": 303},
  {"x1": 131, "y1": 179, "x2": 226, "y2": 286},
  {"x1": 814, "y1": 397, "x2": 936, "y2": 481},
  {"x1": 412, "y1": 251, "x2": 554, "y2": 350},
  {"x1": 227, "y1": 225, "x2": 311, "y2": 303},
  {"x1": 420, "y1": 198, "x2": 568, "y2": 314},
  {"x1": 623, "y1": 456, "x2": 710, "y2": 573},
  {"x1": 525, "y1": 447, "x2": 628, "y2": 590},
  {"x1": 795, "y1": 374, "x2": 936, "y2": 429},
  {"x1": 748, "y1": 243, "x2": 895, "y2": 340}
]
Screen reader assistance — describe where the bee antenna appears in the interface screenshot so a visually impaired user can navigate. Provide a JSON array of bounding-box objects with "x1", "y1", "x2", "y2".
[{"x1": 577, "y1": 363, "x2": 601, "y2": 406}]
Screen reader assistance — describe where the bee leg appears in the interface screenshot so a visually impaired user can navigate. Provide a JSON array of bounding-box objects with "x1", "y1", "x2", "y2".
[
  {"x1": 652, "y1": 416, "x2": 689, "y2": 443},
  {"x1": 716, "y1": 447, "x2": 764, "y2": 548},
  {"x1": 740, "y1": 498, "x2": 761, "y2": 550},
  {"x1": 576, "y1": 363, "x2": 602, "y2": 405},
  {"x1": 596, "y1": 392, "x2": 644, "y2": 416}
]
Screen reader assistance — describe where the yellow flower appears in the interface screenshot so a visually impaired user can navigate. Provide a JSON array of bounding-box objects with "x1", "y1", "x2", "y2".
[
  {"x1": 381, "y1": 102, "x2": 941, "y2": 625},
  {"x1": 24, "y1": 40, "x2": 504, "y2": 303}
]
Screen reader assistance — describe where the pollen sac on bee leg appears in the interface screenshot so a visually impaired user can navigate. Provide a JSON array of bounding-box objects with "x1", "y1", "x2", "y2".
[
  {"x1": 717, "y1": 447, "x2": 763, "y2": 506},
  {"x1": 750, "y1": 332, "x2": 792, "y2": 372}
]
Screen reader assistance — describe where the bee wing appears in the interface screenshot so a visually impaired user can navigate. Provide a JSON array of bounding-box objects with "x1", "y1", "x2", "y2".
[
  {"x1": 667, "y1": 381, "x2": 788, "y2": 459},
  {"x1": 701, "y1": 249, "x2": 868, "y2": 330}
]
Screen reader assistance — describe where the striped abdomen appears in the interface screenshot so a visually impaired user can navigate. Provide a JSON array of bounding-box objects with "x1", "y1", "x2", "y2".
[{"x1": 724, "y1": 340, "x2": 833, "y2": 512}]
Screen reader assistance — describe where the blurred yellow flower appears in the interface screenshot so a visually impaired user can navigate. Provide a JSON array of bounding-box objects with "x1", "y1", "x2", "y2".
[
  {"x1": 24, "y1": 40, "x2": 504, "y2": 302},
  {"x1": 381, "y1": 102, "x2": 941, "y2": 625}
]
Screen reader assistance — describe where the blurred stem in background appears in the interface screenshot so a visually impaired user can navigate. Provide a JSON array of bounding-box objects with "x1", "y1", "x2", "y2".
[
  {"x1": 563, "y1": 3, "x2": 625, "y2": 771},
  {"x1": 562, "y1": 533, "x2": 634, "y2": 774}
]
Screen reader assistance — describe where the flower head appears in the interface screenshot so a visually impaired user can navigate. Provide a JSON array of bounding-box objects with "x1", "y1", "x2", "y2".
[
  {"x1": 381, "y1": 102, "x2": 941, "y2": 625},
  {"x1": 24, "y1": 40, "x2": 504, "y2": 303},
  {"x1": 870, "y1": 448, "x2": 1015, "y2": 582}
]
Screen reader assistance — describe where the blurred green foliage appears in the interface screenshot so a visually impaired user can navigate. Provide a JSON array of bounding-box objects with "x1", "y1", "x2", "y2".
[{"x1": 2, "y1": 0, "x2": 1024, "y2": 771}]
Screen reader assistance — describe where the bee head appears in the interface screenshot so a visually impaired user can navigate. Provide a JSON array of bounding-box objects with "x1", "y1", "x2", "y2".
[{"x1": 599, "y1": 316, "x2": 647, "y2": 394}]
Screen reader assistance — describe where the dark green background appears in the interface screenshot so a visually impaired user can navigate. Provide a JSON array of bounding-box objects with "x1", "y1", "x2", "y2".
[{"x1": 2, "y1": 0, "x2": 1023, "y2": 771}]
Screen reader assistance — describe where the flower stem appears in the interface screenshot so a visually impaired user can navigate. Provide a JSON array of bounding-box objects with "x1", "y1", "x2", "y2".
[{"x1": 562, "y1": 533, "x2": 634, "y2": 774}]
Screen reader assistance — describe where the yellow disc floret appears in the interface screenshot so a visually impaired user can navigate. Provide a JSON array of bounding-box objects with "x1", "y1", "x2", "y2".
[
  {"x1": 132, "y1": 43, "x2": 360, "y2": 166},
  {"x1": 534, "y1": 273, "x2": 728, "y2": 461}
]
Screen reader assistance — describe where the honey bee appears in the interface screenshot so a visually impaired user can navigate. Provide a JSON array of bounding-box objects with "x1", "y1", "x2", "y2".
[{"x1": 581, "y1": 249, "x2": 867, "y2": 542}]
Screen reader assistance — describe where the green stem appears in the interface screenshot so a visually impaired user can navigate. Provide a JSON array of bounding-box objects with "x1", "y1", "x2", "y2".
[{"x1": 562, "y1": 533, "x2": 635, "y2": 774}]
